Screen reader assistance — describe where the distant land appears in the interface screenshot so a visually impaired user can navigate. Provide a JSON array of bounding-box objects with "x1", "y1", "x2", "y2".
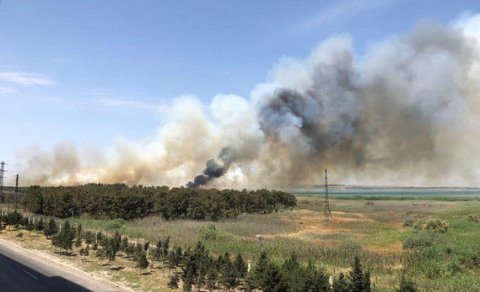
[{"x1": 292, "y1": 185, "x2": 480, "y2": 198}]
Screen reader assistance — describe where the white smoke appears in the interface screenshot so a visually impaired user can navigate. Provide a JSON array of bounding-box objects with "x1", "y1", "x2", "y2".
[{"x1": 14, "y1": 14, "x2": 480, "y2": 188}]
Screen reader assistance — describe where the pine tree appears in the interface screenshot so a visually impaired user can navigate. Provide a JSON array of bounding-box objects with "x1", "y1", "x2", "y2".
[
  {"x1": 221, "y1": 255, "x2": 239, "y2": 290},
  {"x1": 333, "y1": 273, "x2": 349, "y2": 292},
  {"x1": 105, "y1": 238, "x2": 116, "y2": 264},
  {"x1": 35, "y1": 218, "x2": 44, "y2": 231},
  {"x1": 137, "y1": 252, "x2": 149, "y2": 269},
  {"x1": 168, "y1": 273, "x2": 179, "y2": 289},
  {"x1": 262, "y1": 262, "x2": 287, "y2": 292},
  {"x1": 52, "y1": 220, "x2": 75, "y2": 253},
  {"x1": 253, "y1": 251, "x2": 268, "y2": 288},
  {"x1": 349, "y1": 256, "x2": 371, "y2": 292},
  {"x1": 206, "y1": 267, "x2": 217, "y2": 291},
  {"x1": 120, "y1": 237, "x2": 129, "y2": 252},
  {"x1": 44, "y1": 218, "x2": 58, "y2": 238},
  {"x1": 113, "y1": 231, "x2": 121, "y2": 253},
  {"x1": 163, "y1": 236, "x2": 170, "y2": 259},
  {"x1": 234, "y1": 254, "x2": 248, "y2": 278}
]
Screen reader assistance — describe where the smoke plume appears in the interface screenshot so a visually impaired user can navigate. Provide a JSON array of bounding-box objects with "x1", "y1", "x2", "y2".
[{"x1": 13, "y1": 14, "x2": 480, "y2": 188}]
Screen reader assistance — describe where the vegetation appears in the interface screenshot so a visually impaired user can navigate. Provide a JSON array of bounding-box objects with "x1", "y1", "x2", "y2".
[
  {"x1": 1, "y1": 195, "x2": 480, "y2": 291},
  {"x1": 23, "y1": 184, "x2": 296, "y2": 220}
]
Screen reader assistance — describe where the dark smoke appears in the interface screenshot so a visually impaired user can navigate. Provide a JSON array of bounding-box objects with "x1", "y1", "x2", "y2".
[{"x1": 186, "y1": 147, "x2": 236, "y2": 187}]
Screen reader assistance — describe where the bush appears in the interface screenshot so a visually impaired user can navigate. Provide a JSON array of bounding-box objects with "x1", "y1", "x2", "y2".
[
  {"x1": 105, "y1": 218, "x2": 125, "y2": 231},
  {"x1": 424, "y1": 218, "x2": 448, "y2": 233},
  {"x1": 403, "y1": 219, "x2": 415, "y2": 227},
  {"x1": 467, "y1": 215, "x2": 479, "y2": 222},
  {"x1": 403, "y1": 232, "x2": 440, "y2": 249},
  {"x1": 199, "y1": 224, "x2": 230, "y2": 241}
]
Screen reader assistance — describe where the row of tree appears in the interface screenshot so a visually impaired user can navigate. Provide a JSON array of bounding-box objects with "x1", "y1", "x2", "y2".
[
  {"x1": 0, "y1": 210, "x2": 391, "y2": 291},
  {"x1": 23, "y1": 184, "x2": 297, "y2": 220}
]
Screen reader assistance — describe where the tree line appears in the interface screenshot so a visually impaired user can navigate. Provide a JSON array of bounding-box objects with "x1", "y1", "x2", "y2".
[
  {"x1": 0, "y1": 210, "x2": 388, "y2": 292},
  {"x1": 23, "y1": 184, "x2": 297, "y2": 220}
]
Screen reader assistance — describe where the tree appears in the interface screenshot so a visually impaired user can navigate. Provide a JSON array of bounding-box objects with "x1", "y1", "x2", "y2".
[
  {"x1": 333, "y1": 273, "x2": 349, "y2": 292},
  {"x1": 120, "y1": 237, "x2": 129, "y2": 252},
  {"x1": 52, "y1": 220, "x2": 75, "y2": 253},
  {"x1": 163, "y1": 236, "x2": 170, "y2": 259},
  {"x1": 168, "y1": 273, "x2": 179, "y2": 289},
  {"x1": 262, "y1": 263, "x2": 287, "y2": 292},
  {"x1": 206, "y1": 267, "x2": 217, "y2": 291},
  {"x1": 253, "y1": 251, "x2": 268, "y2": 288},
  {"x1": 349, "y1": 256, "x2": 371, "y2": 292},
  {"x1": 113, "y1": 231, "x2": 121, "y2": 253},
  {"x1": 44, "y1": 218, "x2": 58, "y2": 238},
  {"x1": 137, "y1": 252, "x2": 149, "y2": 269},
  {"x1": 35, "y1": 218, "x2": 45, "y2": 231},
  {"x1": 234, "y1": 254, "x2": 247, "y2": 278},
  {"x1": 220, "y1": 254, "x2": 239, "y2": 290},
  {"x1": 105, "y1": 238, "x2": 117, "y2": 264},
  {"x1": 84, "y1": 244, "x2": 90, "y2": 256}
]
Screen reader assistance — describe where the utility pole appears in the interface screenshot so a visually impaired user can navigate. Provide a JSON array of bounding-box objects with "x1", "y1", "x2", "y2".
[
  {"x1": 15, "y1": 174, "x2": 19, "y2": 210},
  {"x1": 0, "y1": 162, "x2": 6, "y2": 204},
  {"x1": 324, "y1": 169, "x2": 332, "y2": 217}
]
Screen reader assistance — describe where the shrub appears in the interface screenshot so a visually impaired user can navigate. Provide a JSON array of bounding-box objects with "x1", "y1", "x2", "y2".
[
  {"x1": 403, "y1": 219, "x2": 415, "y2": 227},
  {"x1": 199, "y1": 224, "x2": 230, "y2": 241},
  {"x1": 105, "y1": 218, "x2": 125, "y2": 231},
  {"x1": 467, "y1": 215, "x2": 479, "y2": 222},
  {"x1": 424, "y1": 218, "x2": 448, "y2": 233},
  {"x1": 403, "y1": 232, "x2": 440, "y2": 249}
]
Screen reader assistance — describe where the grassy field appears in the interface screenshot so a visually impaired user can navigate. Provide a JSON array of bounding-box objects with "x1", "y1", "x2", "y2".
[{"x1": 2, "y1": 196, "x2": 480, "y2": 291}]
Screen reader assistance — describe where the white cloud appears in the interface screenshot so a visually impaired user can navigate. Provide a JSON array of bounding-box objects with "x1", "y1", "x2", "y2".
[
  {"x1": 0, "y1": 71, "x2": 55, "y2": 86},
  {"x1": 0, "y1": 86, "x2": 18, "y2": 94},
  {"x1": 300, "y1": 0, "x2": 398, "y2": 30}
]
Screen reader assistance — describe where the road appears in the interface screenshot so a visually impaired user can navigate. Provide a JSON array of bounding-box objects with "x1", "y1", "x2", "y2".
[{"x1": 0, "y1": 238, "x2": 131, "y2": 292}]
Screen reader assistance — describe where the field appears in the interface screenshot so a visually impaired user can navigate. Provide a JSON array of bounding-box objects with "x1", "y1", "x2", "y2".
[{"x1": 2, "y1": 195, "x2": 480, "y2": 291}]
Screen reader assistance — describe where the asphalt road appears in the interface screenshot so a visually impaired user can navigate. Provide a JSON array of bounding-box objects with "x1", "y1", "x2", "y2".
[{"x1": 0, "y1": 238, "x2": 130, "y2": 292}]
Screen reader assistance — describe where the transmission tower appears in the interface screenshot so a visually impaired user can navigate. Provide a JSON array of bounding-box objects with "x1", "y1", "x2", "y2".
[
  {"x1": 324, "y1": 169, "x2": 332, "y2": 217},
  {"x1": 0, "y1": 161, "x2": 6, "y2": 203}
]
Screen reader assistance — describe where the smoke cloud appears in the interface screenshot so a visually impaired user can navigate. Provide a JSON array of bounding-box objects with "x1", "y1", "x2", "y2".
[{"x1": 14, "y1": 14, "x2": 480, "y2": 188}]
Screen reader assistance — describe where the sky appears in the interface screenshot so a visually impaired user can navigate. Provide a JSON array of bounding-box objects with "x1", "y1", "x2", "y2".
[{"x1": 1, "y1": 0, "x2": 480, "y2": 184}]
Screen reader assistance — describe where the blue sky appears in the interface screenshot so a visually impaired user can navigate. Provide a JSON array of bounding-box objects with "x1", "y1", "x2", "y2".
[{"x1": 1, "y1": 0, "x2": 479, "y2": 175}]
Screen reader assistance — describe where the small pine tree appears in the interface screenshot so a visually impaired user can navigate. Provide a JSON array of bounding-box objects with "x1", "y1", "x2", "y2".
[
  {"x1": 113, "y1": 231, "x2": 121, "y2": 253},
  {"x1": 52, "y1": 220, "x2": 74, "y2": 253},
  {"x1": 234, "y1": 254, "x2": 248, "y2": 278},
  {"x1": 253, "y1": 251, "x2": 269, "y2": 288},
  {"x1": 206, "y1": 267, "x2": 217, "y2": 291},
  {"x1": 105, "y1": 239, "x2": 116, "y2": 264},
  {"x1": 163, "y1": 236, "x2": 170, "y2": 259},
  {"x1": 76, "y1": 224, "x2": 83, "y2": 240},
  {"x1": 35, "y1": 218, "x2": 45, "y2": 231},
  {"x1": 137, "y1": 252, "x2": 149, "y2": 269},
  {"x1": 134, "y1": 243, "x2": 144, "y2": 261},
  {"x1": 44, "y1": 218, "x2": 58, "y2": 238},
  {"x1": 333, "y1": 273, "x2": 349, "y2": 292},
  {"x1": 349, "y1": 256, "x2": 371, "y2": 292},
  {"x1": 120, "y1": 237, "x2": 129, "y2": 252},
  {"x1": 168, "y1": 273, "x2": 179, "y2": 289}
]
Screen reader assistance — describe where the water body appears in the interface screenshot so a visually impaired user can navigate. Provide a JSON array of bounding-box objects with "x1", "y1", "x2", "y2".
[{"x1": 293, "y1": 187, "x2": 480, "y2": 198}]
